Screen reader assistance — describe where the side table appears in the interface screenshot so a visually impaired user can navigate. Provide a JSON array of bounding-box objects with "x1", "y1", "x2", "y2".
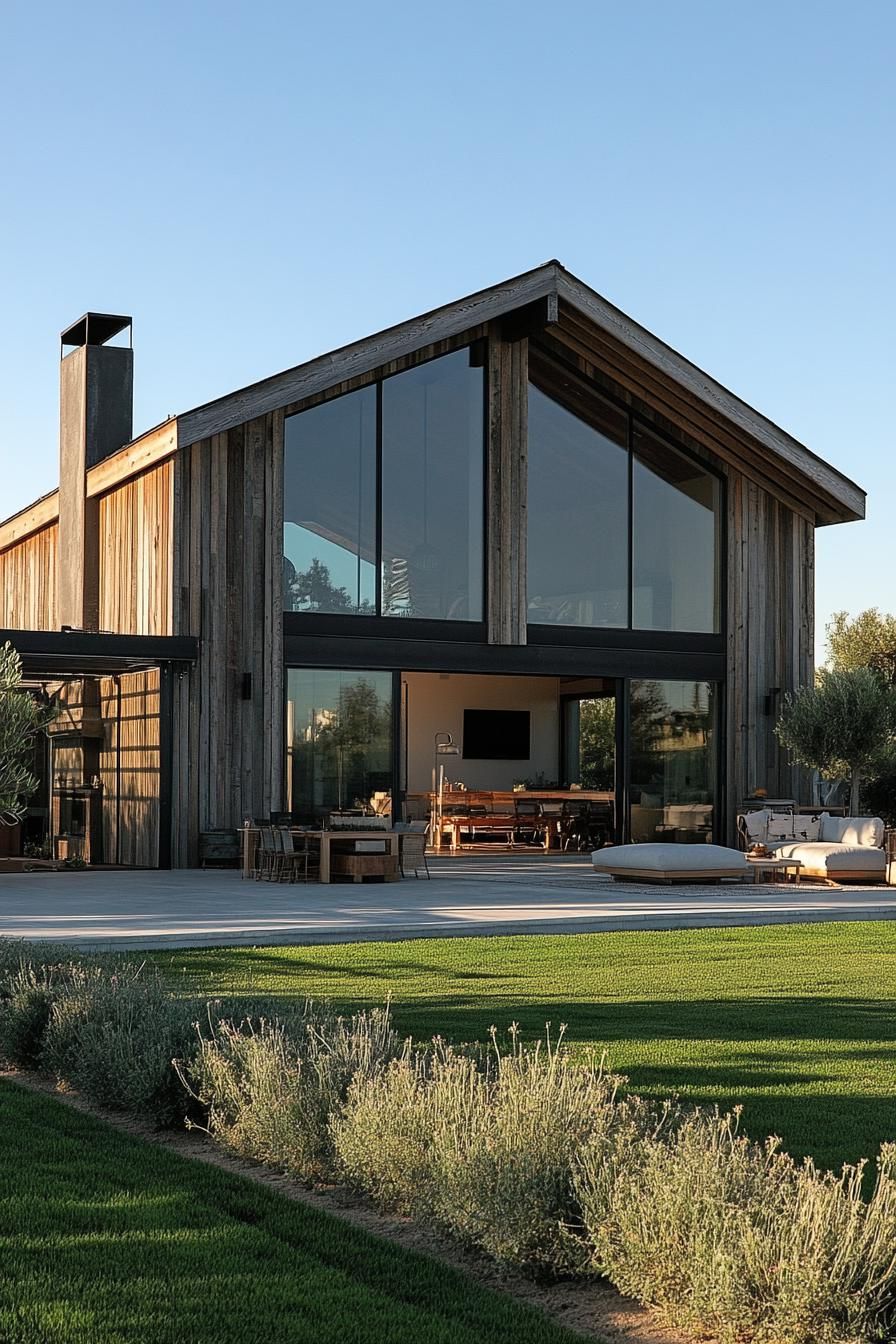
[{"x1": 746, "y1": 857, "x2": 803, "y2": 886}]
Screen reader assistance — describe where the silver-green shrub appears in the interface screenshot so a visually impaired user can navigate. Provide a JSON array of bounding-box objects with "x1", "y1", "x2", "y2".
[
  {"x1": 183, "y1": 1004, "x2": 399, "y2": 1182},
  {"x1": 334, "y1": 1026, "x2": 629, "y2": 1274},
  {"x1": 331, "y1": 1041, "x2": 450, "y2": 1212},
  {"x1": 41, "y1": 961, "x2": 197, "y2": 1124},
  {"x1": 427, "y1": 1028, "x2": 624, "y2": 1273},
  {"x1": 0, "y1": 937, "x2": 80, "y2": 986},
  {"x1": 0, "y1": 963, "x2": 70, "y2": 1067},
  {"x1": 575, "y1": 1106, "x2": 896, "y2": 1342}
]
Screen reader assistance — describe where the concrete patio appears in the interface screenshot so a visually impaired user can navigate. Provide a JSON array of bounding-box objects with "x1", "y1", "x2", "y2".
[{"x1": 1, "y1": 853, "x2": 896, "y2": 949}]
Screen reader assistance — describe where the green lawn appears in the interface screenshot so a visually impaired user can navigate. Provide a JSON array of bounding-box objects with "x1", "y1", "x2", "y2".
[
  {"x1": 0, "y1": 1080, "x2": 577, "y2": 1344},
  {"x1": 153, "y1": 921, "x2": 896, "y2": 1174}
]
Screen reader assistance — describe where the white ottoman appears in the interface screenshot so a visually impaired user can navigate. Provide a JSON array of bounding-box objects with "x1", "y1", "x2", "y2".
[{"x1": 592, "y1": 843, "x2": 748, "y2": 884}]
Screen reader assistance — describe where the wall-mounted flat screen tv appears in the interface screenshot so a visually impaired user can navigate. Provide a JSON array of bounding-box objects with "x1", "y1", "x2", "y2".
[{"x1": 462, "y1": 709, "x2": 530, "y2": 760}]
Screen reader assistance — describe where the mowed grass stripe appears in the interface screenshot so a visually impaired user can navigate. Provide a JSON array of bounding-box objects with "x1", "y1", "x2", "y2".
[
  {"x1": 0, "y1": 1082, "x2": 578, "y2": 1344},
  {"x1": 153, "y1": 920, "x2": 896, "y2": 1172}
]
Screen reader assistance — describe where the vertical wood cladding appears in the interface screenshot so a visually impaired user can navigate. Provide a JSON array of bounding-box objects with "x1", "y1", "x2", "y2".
[
  {"x1": 0, "y1": 525, "x2": 58, "y2": 630},
  {"x1": 170, "y1": 411, "x2": 284, "y2": 864},
  {"x1": 726, "y1": 476, "x2": 815, "y2": 821},
  {"x1": 487, "y1": 327, "x2": 528, "y2": 644},
  {"x1": 97, "y1": 460, "x2": 173, "y2": 635}
]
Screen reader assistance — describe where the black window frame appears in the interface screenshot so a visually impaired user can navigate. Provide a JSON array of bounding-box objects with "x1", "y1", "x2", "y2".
[
  {"x1": 283, "y1": 342, "x2": 489, "y2": 638},
  {"x1": 526, "y1": 348, "x2": 726, "y2": 645}
]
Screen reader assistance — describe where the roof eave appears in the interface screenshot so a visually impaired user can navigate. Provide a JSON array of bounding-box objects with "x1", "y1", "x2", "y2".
[{"x1": 554, "y1": 269, "x2": 865, "y2": 525}]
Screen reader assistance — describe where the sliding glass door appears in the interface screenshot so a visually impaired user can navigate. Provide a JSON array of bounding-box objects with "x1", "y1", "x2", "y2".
[
  {"x1": 628, "y1": 680, "x2": 718, "y2": 843},
  {"x1": 285, "y1": 669, "x2": 393, "y2": 822}
]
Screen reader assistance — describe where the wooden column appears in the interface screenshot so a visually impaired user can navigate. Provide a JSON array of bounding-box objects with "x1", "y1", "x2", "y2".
[
  {"x1": 169, "y1": 411, "x2": 284, "y2": 863},
  {"x1": 726, "y1": 471, "x2": 816, "y2": 837},
  {"x1": 486, "y1": 327, "x2": 528, "y2": 645}
]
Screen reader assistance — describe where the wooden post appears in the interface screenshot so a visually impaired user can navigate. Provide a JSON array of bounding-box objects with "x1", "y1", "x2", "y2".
[{"x1": 486, "y1": 326, "x2": 528, "y2": 645}]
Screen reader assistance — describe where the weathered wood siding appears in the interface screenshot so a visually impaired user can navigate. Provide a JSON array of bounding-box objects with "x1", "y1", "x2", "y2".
[
  {"x1": 0, "y1": 524, "x2": 58, "y2": 629},
  {"x1": 169, "y1": 413, "x2": 284, "y2": 865},
  {"x1": 99, "y1": 671, "x2": 160, "y2": 867},
  {"x1": 487, "y1": 327, "x2": 528, "y2": 644},
  {"x1": 98, "y1": 460, "x2": 173, "y2": 635},
  {"x1": 727, "y1": 476, "x2": 815, "y2": 817}
]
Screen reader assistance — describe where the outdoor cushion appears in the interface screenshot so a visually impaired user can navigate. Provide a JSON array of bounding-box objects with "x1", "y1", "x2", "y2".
[
  {"x1": 766, "y1": 810, "x2": 796, "y2": 842},
  {"x1": 771, "y1": 840, "x2": 886, "y2": 878},
  {"x1": 791, "y1": 812, "x2": 825, "y2": 842},
  {"x1": 592, "y1": 843, "x2": 748, "y2": 883},
  {"x1": 819, "y1": 815, "x2": 884, "y2": 847},
  {"x1": 742, "y1": 808, "x2": 771, "y2": 841}
]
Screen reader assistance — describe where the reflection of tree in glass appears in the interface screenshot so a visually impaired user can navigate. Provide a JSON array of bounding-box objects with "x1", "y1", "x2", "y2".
[
  {"x1": 313, "y1": 680, "x2": 392, "y2": 808},
  {"x1": 282, "y1": 558, "x2": 375, "y2": 614},
  {"x1": 630, "y1": 681, "x2": 669, "y2": 752},
  {"x1": 631, "y1": 681, "x2": 713, "y2": 802},
  {"x1": 322, "y1": 681, "x2": 391, "y2": 753},
  {"x1": 578, "y1": 699, "x2": 614, "y2": 789}
]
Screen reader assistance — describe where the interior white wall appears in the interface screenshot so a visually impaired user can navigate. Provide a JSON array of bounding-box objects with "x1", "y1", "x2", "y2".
[{"x1": 403, "y1": 672, "x2": 561, "y2": 793}]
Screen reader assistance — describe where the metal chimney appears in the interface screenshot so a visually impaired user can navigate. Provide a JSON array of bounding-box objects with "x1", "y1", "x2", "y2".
[{"x1": 58, "y1": 314, "x2": 133, "y2": 630}]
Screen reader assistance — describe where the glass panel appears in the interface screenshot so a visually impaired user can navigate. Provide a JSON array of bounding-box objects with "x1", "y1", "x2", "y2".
[
  {"x1": 527, "y1": 383, "x2": 629, "y2": 627},
  {"x1": 629, "y1": 680, "x2": 716, "y2": 844},
  {"x1": 283, "y1": 387, "x2": 377, "y2": 613},
  {"x1": 632, "y1": 428, "x2": 720, "y2": 633},
  {"x1": 381, "y1": 350, "x2": 484, "y2": 621},
  {"x1": 564, "y1": 696, "x2": 616, "y2": 788},
  {"x1": 286, "y1": 669, "x2": 393, "y2": 822}
]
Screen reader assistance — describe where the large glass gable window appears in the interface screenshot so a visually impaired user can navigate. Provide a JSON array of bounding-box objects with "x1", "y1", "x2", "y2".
[
  {"x1": 632, "y1": 427, "x2": 720, "y2": 633},
  {"x1": 283, "y1": 349, "x2": 484, "y2": 620},
  {"x1": 283, "y1": 387, "x2": 377, "y2": 613},
  {"x1": 528, "y1": 384, "x2": 629, "y2": 628},
  {"x1": 527, "y1": 365, "x2": 721, "y2": 635},
  {"x1": 382, "y1": 350, "x2": 483, "y2": 620}
]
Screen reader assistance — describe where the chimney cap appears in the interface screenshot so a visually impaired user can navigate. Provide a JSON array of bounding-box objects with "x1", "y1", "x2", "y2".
[{"x1": 61, "y1": 313, "x2": 132, "y2": 351}]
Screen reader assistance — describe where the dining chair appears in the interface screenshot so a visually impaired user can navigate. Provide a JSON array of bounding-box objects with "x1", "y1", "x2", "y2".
[
  {"x1": 399, "y1": 831, "x2": 430, "y2": 879},
  {"x1": 513, "y1": 800, "x2": 545, "y2": 846},
  {"x1": 255, "y1": 826, "x2": 277, "y2": 880},
  {"x1": 277, "y1": 828, "x2": 308, "y2": 882}
]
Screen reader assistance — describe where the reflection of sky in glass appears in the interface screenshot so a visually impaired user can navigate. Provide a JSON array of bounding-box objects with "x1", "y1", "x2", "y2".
[{"x1": 283, "y1": 522, "x2": 375, "y2": 604}]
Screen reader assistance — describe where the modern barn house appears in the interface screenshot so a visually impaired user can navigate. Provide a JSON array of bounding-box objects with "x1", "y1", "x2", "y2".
[{"x1": 0, "y1": 263, "x2": 864, "y2": 867}]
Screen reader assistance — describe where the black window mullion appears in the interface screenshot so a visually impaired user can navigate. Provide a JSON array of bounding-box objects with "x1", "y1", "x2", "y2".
[
  {"x1": 627, "y1": 412, "x2": 634, "y2": 630},
  {"x1": 375, "y1": 380, "x2": 383, "y2": 616}
]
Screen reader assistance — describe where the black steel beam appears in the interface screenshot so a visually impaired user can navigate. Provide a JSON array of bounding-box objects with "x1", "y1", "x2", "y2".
[
  {"x1": 283, "y1": 633, "x2": 726, "y2": 682},
  {"x1": 1, "y1": 629, "x2": 198, "y2": 679}
]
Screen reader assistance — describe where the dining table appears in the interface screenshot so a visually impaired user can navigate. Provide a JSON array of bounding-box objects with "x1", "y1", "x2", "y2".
[{"x1": 240, "y1": 825, "x2": 400, "y2": 883}]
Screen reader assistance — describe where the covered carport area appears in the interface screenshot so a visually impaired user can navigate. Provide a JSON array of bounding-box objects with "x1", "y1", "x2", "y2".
[{"x1": 1, "y1": 629, "x2": 197, "y2": 868}]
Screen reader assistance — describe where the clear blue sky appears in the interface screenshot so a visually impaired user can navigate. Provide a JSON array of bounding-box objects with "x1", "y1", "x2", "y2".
[{"x1": 1, "y1": 1, "x2": 893, "y2": 661}]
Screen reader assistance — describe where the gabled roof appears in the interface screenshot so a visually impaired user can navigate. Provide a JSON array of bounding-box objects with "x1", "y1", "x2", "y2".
[
  {"x1": 0, "y1": 260, "x2": 866, "y2": 550},
  {"x1": 176, "y1": 260, "x2": 863, "y2": 525}
]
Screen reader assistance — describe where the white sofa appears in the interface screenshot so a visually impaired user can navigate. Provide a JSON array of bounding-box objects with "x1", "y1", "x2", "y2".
[{"x1": 740, "y1": 810, "x2": 886, "y2": 882}]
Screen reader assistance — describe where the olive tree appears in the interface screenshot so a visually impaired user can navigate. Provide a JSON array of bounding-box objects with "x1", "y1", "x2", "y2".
[
  {"x1": 776, "y1": 666, "x2": 896, "y2": 816},
  {"x1": 0, "y1": 642, "x2": 55, "y2": 825},
  {"x1": 825, "y1": 608, "x2": 896, "y2": 676}
]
